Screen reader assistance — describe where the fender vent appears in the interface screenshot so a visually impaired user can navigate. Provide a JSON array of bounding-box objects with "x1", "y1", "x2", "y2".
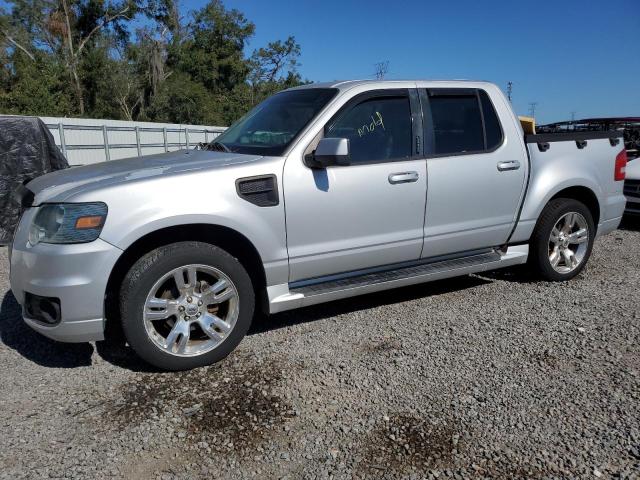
[{"x1": 236, "y1": 175, "x2": 279, "y2": 207}]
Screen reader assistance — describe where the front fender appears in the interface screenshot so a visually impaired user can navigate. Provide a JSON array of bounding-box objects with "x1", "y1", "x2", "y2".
[{"x1": 68, "y1": 164, "x2": 289, "y2": 286}]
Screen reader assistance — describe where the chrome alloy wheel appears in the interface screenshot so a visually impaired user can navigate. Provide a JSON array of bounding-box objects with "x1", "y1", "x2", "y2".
[
  {"x1": 548, "y1": 212, "x2": 589, "y2": 274},
  {"x1": 143, "y1": 264, "x2": 239, "y2": 357}
]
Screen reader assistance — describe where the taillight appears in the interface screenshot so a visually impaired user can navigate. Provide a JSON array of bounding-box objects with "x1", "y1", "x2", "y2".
[{"x1": 615, "y1": 149, "x2": 627, "y2": 181}]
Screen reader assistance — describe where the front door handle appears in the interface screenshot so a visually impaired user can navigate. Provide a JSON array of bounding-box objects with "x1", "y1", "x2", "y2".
[
  {"x1": 497, "y1": 160, "x2": 521, "y2": 171},
  {"x1": 388, "y1": 171, "x2": 419, "y2": 184}
]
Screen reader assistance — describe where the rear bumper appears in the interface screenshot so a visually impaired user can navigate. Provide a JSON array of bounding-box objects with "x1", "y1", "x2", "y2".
[
  {"x1": 624, "y1": 196, "x2": 640, "y2": 216},
  {"x1": 624, "y1": 177, "x2": 640, "y2": 215},
  {"x1": 9, "y1": 208, "x2": 122, "y2": 343},
  {"x1": 596, "y1": 216, "x2": 622, "y2": 238},
  {"x1": 596, "y1": 192, "x2": 626, "y2": 238}
]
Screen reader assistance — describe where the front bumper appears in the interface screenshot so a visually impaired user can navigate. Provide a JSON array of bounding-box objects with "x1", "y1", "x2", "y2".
[{"x1": 9, "y1": 208, "x2": 122, "y2": 342}]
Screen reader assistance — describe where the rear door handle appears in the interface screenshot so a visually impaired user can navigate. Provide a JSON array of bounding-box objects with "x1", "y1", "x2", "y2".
[
  {"x1": 497, "y1": 160, "x2": 521, "y2": 171},
  {"x1": 388, "y1": 171, "x2": 419, "y2": 184}
]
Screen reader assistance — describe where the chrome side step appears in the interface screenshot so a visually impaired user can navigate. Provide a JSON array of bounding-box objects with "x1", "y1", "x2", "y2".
[
  {"x1": 267, "y1": 245, "x2": 529, "y2": 314},
  {"x1": 293, "y1": 251, "x2": 500, "y2": 296}
]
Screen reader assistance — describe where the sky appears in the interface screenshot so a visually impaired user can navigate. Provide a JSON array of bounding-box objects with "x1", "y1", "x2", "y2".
[
  {"x1": 2, "y1": 0, "x2": 638, "y2": 123},
  {"x1": 198, "y1": 0, "x2": 640, "y2": 124}
]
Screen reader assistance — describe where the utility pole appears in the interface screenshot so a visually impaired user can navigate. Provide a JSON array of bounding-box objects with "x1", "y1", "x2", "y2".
[
  {"x1": 374, "y1": 61, "x2": 389, "y2": 80},
  {"x1": 570, "y1": 111, "x2": 577, "y2": 122},
  {"x1": 507, "y1": 81, "x2": 513, "y2": 102},
  {"x1": 528, "y1": 102, "x2": 538, "y2": 118}
]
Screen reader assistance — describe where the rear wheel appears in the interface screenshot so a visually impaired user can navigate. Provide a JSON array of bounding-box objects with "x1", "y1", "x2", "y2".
[
  {"x1": 528, "y1": 198, "x2": 595, "y2": 281},
  {"x1": 120, "y1": 241, "x2": 254, "y2": 370}
]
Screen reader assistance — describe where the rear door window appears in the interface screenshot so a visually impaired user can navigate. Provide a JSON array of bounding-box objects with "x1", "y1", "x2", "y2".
[{"x1": 426, "y1": 89, "x2": 503, "y2": 155}]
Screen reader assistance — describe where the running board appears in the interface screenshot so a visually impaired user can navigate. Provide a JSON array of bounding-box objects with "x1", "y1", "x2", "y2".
[{"x1": 267, "y1": 245, "x2": 529, "y2": 314}]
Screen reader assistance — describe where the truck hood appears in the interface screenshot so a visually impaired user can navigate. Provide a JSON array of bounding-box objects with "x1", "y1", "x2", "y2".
[{"x1": 26, "y1": 149, "x2": 263, "y2": 204}]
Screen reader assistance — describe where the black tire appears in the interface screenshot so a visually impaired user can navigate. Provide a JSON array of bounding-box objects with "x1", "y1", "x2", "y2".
[
  {"x1": 528, "y1": 198, "x2": 595, "y2": 282},
  {"x1": 120, "y1": 241, "x2": 255, "y2": 371}
]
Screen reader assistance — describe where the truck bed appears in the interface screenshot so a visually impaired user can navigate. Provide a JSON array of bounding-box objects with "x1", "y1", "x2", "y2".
[{"x1": 507, "y1": 129, "x2": 626, "y2": 244}]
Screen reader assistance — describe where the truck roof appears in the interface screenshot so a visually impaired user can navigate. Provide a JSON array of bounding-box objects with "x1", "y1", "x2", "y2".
[{"x1": 288, "y1": 79, "x2": 497, "y2": 92}]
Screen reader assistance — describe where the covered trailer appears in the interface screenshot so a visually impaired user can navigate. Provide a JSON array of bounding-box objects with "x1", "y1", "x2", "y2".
[{"x1": 0, "y1": 116, "x2": 68, "y2": 245}]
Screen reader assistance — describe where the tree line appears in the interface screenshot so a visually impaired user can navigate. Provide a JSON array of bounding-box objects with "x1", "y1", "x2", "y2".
[{"x1": 0, "y1": 0, "x2": 305, "y2": 126}]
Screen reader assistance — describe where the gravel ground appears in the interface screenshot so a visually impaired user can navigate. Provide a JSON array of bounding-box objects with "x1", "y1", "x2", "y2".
[{"x1": 0, "y1": 223, "x2": 639, "y2": 480}]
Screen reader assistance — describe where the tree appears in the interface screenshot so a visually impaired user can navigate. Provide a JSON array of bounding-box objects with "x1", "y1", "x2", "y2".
[
  {"x1": 0, "y1": 49, "x2": 74, "y2": 116},
  {"x1": 146, "y1": 71, "x2": 222, "y2": 125},
  {"x1": 55, "y1": 0, "x2": 135, "y2": 114},
  {"x1": 111, "y1": 59, "x2": 143, "y2": 120},
  {"x1": 0, "y1": 7, "x2": 36, "y2": 61},
  {"x1": 177, "y1": 0, "x2": 254, "y2": 93},
  {"x1": 247, "y1": 36, "x2": 304, "y2": 108},
  {"x1": 250, "y1": 36, "x2": 300, "y2": 84},
  {"x1": 0, "y1": 0, "x2": 310, "y2": 125}
]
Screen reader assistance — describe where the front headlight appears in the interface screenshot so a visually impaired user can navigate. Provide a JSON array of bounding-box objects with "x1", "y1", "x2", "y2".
[{"x1": 29, "y1": 203, "x2": 108, "y2": 246}]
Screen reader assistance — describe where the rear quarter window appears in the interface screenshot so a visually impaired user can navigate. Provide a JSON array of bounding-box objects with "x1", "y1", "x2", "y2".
[
  {"x1": 427, "y1": 89, "x2": 504, "y2": 155},
  {"x1": 479, "y1": 90, "x2": 503, "y2": 150}
]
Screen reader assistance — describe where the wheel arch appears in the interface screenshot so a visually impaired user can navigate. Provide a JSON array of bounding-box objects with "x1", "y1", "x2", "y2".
[
  {"x1": 512, "y1": 176, "x2": 603, "y2": 244},
  {"x1": 104, "y1": 224, "x2": 267, "y2": 338},
  {"x1": 548, "y1": 185, "x2": 600, "y2": 226}
]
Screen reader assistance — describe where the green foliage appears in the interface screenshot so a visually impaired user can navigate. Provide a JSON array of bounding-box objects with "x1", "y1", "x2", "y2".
[
  {"x1": 0, "y1": 0, "x2": 306, "y2": 125},
  {"x1": 179, "y1": 0, "x2": 254, "y2": 93},
  {"x1": 146, "y1": 72, "x2": 224, "y2": 125},
  {"x1": 0, "y1": 52, "x2": 74, "y2": 116}
]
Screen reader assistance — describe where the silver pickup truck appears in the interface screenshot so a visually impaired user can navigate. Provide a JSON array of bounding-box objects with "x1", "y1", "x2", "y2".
[{"x1": 9, "y1": 80, "x2": 628, "y2": 370}]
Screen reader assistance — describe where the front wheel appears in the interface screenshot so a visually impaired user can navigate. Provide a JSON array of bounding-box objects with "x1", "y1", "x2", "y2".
[
  {"x1": 528, "y1": 198, "x2": 595, "y2": 282},
  {"x1": 120, "y1": 241, "x2": 255, "y2": 370}
]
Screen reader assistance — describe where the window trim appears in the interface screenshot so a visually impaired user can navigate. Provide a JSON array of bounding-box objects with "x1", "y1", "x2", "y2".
[
  {"x1": 420, "y1": 88, "x2": 505, "y2": 159},
  {"x1": 319, "y1": 88, "x2": 421, "y2": 166}
]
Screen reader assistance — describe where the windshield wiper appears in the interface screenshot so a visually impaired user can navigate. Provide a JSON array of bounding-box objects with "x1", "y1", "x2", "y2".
[{"x1": 205, "y1": 141, "x2": 232, "y2": 153}]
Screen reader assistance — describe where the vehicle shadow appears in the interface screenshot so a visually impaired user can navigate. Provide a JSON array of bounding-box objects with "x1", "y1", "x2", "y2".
[
  {"x1": 619, "y1": 216, "x2": 640, "y2": 231},
  {"x1": 249, "y1": 274, "x2": 492, "y2": 335},
  {"x1": 473, "y1": 264, "x2": 536, "y2": 284},
  {"x1": 0, "y1": 290, "x2": 94, "y2": 368},
  {"x1": 95, "y1": 337, "x2": 160, "y2": 373},
  {"x1": 0, "y1": 274, "x2": 495, "y2": 371}
]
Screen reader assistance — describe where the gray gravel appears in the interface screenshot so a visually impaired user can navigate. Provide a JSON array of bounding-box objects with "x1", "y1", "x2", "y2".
[{"x1": 1, "y1": 223, "x2": 639, "y2": 479}]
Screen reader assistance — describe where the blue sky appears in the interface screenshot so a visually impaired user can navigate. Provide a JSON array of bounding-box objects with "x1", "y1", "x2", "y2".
[
  {"x1": 210, "y1": 0, "x2": 640, "y2": 123},
  {"x1": 2, "y1": 0, "x2": 638, "y2": 123}
]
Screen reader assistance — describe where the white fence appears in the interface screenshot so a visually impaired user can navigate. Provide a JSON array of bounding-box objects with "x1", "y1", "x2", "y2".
[{"x1": 39, "y1": 116, "x2": 226, "y2": 166}]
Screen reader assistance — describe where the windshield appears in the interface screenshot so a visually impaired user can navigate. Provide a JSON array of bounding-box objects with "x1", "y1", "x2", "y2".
[{"x1": 211, "y1": 88, "x2": 338, "y2": 156}]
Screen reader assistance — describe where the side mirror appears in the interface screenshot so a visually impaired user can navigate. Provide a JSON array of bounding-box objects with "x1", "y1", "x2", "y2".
[{"x1": 304, "y1": 137, "x2": 350, "y2": 168}]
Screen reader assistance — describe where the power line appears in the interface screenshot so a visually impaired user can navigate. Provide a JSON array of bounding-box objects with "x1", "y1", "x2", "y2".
[
  {"x1": 507, "y1": 81, "x2": 513, "y2": 102},
  {"x1": 528, "y1": 102, "x2": 538, "y2": 118},
  {"x1": 374, "y1": 61, "x2": 389, "y2": 80}
]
